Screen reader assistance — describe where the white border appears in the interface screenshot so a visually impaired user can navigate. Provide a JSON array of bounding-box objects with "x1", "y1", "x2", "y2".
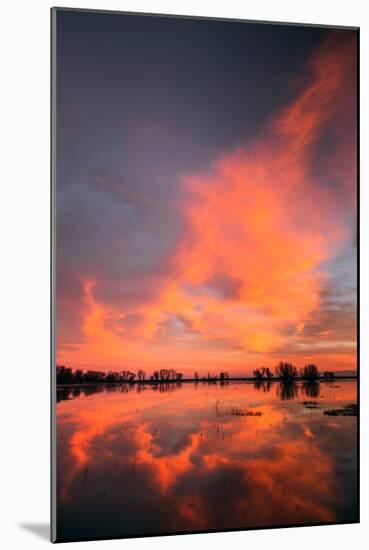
[{"x1": 1, "y1": 1, "x2": 367, "y2": 548}]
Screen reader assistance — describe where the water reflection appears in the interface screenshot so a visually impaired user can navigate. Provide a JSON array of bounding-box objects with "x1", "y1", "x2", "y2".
[
  {"x1": 301, "y1": 381, "x2": 320, "y2": 399},
  {"x1": 253, "y1": 380, "x2": 271, "y2": 393},
  {"x1": 277, "y1": 380, "x2": 298, "y2": 401},
  {"x1": 56, "y1": 380, "x2": 357, "y2": 541}
]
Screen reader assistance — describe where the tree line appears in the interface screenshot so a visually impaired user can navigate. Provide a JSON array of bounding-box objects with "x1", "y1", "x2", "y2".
[
  {"x1": 56, "y1": 365, "x2": 185, "y2": 385},
  {"x1": 253, "y1": 363, "x2": 335, "y2": 382},
  {"x1": 56, "y1": 362, "x2": 335, "y2": 385},
  {"x1": 56, "y1": 365, "x2": 233, "y2": 385}
]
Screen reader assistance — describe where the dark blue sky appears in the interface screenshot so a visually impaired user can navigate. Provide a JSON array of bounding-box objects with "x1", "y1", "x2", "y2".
[{"x1": 57, "y1": 11, "x2": 330, "y2": 176}]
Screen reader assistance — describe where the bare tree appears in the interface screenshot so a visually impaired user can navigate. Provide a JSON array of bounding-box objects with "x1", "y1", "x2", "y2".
[
  {"x1": 275, "y1": 362, "x2": 298, "y2": 381},
  {"x1": 253, "y1": 368, "x2": 265, "y2": 380},
  {"x1": 127, "y1": 371, "x2": 136, "y2": 382},
  {"x1": 137, "y1": 369, "x2": 146, "y2": 381},
  {"x1": 301, "y1": 364, "x2": 319, "y2": 381}
]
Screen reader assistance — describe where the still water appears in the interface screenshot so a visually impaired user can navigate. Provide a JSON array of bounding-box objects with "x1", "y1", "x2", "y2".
[{"x1": 56, "y1": 380, "x2": 357, "y2": 541}]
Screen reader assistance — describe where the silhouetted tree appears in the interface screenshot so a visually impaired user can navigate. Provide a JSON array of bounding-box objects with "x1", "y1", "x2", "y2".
[
  {"x1": 83, "y1": 370, "x2": 106, "y2": 383},
  {"x1": 106, "y1": 371, "x2": 120, "y2": 383},
  {"x1": 253, "y1": 367, "x2": 273, "y2": 380},
  {"x1": 118, "y1": 370, "x2": 127, "y2": 382},
  {"x1": 159, "y1": 369, "x2": 168, "y2": 381},
  {"x1": 275, "y1": 362, "x2": 298, "y2": 381},
  {"x1": 253, "y1": 368, "x2": 265, "y2": 380},
  {"x1": 73, "y1": 369, "x2": 84, "y2": 383},
  {"x1": 56, "y1": 365, "x2": 74, "y2": 384},
  {"x1": 301, "y1": 364, "x2": 320, "y2": 381}
]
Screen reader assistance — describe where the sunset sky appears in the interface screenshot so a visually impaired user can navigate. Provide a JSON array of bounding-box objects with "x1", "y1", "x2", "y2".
[{"x1": 56, "y1": 11, "x2": 357, "y2": 376}]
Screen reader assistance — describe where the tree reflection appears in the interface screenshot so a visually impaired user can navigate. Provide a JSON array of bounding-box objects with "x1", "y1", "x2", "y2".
[
  {"x1": 56, "y1": 388, "x2": 72, "y2": 403},
  {"x1": 253, "y1": 380, "x2": 271, "y2": 393},
  {"x1": 302, "y1": 381, "x2": 320, "y2": 399},
  {"x1": 152, "y1": 381, "x2": 183, "y2": 392},
  {"x1": 82, "y1": 385, "x2": 105, "y2": 397},
  {"x1": 277, "y1": 381, "x2": 298, "y2": 401}
]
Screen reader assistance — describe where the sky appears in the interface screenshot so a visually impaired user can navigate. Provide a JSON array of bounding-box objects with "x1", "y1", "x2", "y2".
[{"x1": 56, "y1": 10, "x2": 357, "y2": 376}]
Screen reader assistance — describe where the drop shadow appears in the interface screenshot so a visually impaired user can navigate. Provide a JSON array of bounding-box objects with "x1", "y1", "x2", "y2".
[{"x1": 18, "y1": 522, "x2": 50, "y2": 541}]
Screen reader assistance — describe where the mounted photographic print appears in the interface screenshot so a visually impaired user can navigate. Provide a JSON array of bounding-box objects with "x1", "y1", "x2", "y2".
[{"x1": 51, "y1": 7, "x2": 359, "y2": 543}]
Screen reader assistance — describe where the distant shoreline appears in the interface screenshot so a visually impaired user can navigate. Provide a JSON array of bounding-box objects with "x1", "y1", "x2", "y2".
[{"x1": 56, "y1": 375, "x2": 357, "y2": 387}]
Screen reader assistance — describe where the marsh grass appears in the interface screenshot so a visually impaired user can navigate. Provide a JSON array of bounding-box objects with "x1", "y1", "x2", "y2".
[
  {"x1": 324, "y1": 403, "x2": 357, "y2": 416},
  {"x1": 215, "y1": 400, "x2": 263, "y2": 417}
]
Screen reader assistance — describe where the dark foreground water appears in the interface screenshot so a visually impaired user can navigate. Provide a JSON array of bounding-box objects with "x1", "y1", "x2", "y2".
[{"x1": 56, "y1": 380, "x2": 357, "y2": 541}]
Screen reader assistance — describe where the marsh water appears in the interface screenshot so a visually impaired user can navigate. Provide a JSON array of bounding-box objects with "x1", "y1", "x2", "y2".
[{"x1": 56, "y1": 380, "x2": 357, "y2": 541}]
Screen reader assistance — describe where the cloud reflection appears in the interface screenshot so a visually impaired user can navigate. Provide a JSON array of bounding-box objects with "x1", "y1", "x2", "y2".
[{"x1": 57, "y1": 381, "x2": 357, "y2": 539}]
